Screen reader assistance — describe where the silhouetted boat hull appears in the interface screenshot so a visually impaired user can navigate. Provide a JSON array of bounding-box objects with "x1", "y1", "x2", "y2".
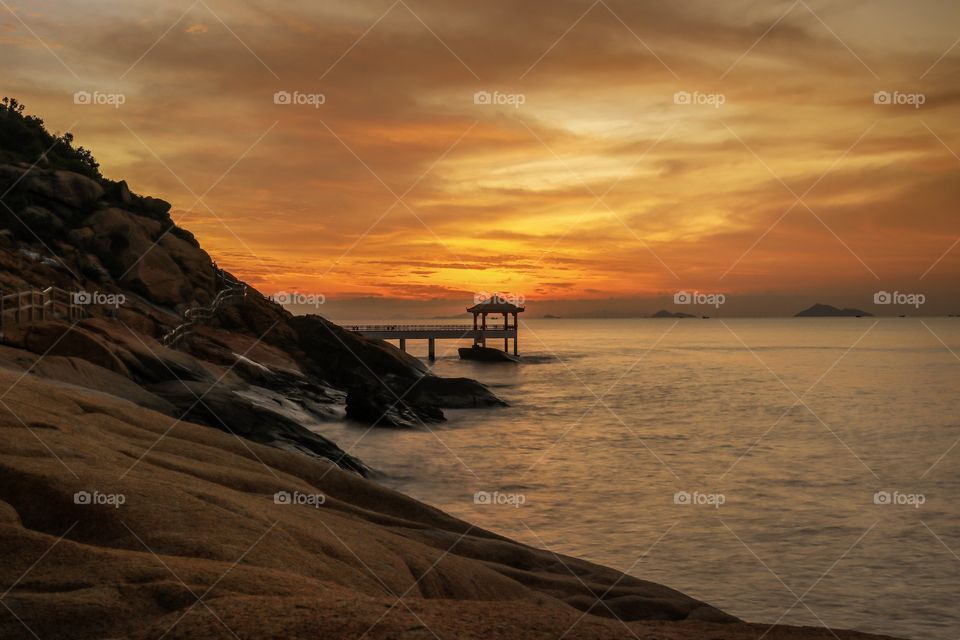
[{"x1": 458, "y1": 346, "x2": 520, "y2": 362}]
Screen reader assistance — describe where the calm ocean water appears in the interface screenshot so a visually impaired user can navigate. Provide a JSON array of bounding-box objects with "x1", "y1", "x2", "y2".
[{"x1": 314, "y1": 318, "x2": 960, "y2": 640}]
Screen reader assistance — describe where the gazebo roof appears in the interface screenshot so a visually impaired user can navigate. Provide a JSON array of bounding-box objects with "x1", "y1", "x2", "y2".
[{"x1": 467, "y1": 295, "x2": 525, "y2": 313}]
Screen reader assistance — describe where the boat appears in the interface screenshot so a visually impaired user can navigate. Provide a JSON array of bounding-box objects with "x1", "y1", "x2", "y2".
[{"x1": 458, "y1": 345, "x2": 521, "y2": 362}]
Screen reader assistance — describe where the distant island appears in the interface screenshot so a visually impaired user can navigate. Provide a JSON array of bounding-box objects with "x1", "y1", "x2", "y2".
[
  {"x1": 795, "y1": 303, "x2": 873, "y2": 317},
  {"x1": 652, "y1": 309, "x2": 696, "y2": 318}
]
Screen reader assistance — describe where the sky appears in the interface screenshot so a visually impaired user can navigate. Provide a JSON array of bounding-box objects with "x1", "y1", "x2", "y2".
[{"x1": 2, "y1": 0, "x2": 959, "y2": 317}]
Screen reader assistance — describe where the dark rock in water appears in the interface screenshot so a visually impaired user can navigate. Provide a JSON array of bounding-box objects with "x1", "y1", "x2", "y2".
[
  {"x1": 346, "y1": 384, "x2": 444, "y2": 428},
  {"x1": 651, "y1": 309, "x2": 696, "y2": 318},
  {"x1": 149, "y1": 379, "x2": 370, "y2": 476},
  {"x1": 409, "y1": 376, "x2": 507, "y2": 408},
  {"x1": 795, "y1": 303, "x2": 873, "y2": 317},
  {"x1": 458, "y1": 345, "x2": 520, "y2": 362}
]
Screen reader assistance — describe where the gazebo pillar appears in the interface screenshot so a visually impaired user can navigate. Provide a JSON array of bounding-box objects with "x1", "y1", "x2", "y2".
[
  {"x1": 513, "y1": 312, "x2": 518, "y2": 355},
  {"x1": 503, "y1": 312, "x2": 508, "y2": 351},
  {"x1": 428, "y1": 338, "x2": 436, "y2": 361}
]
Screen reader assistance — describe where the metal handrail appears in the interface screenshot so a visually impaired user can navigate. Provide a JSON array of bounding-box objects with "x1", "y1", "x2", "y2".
[
  {"x1": 161, "y1": 280, "x2": 247, "y2": 348},
  {"x1": 346, "y1": 323, "x2": 516, "y2": 332},
  {"x1": 0, "y1": 286, "x2": 86, "y2": 327}
]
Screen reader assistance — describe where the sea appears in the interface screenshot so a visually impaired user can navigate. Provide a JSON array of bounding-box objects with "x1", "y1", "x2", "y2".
[{"x1": 312, "y1": 318, "x2": 960, "y2": 640}]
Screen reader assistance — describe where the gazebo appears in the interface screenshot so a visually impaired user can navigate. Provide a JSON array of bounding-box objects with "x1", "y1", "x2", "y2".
[{"x1": 467, "y1": 295, "x2": 524, "y2": 356}]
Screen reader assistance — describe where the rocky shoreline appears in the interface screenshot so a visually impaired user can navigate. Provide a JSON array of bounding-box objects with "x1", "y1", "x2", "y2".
[{"x1": 0, "y1": 103, "x2": 898, "y2": 639}]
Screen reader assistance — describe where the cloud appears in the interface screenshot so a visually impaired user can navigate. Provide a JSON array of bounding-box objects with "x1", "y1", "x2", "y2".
[{"x1": 3, "y1": 0, "x2": 958, "y2": 311}]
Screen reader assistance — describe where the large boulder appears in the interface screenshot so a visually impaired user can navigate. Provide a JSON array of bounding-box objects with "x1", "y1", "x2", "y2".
[
  {"x1": 23, "y1": 322, "x2": 129, "y2": 377},
  {"x1": 22, "y1": 169, "x2": 104, "y2": 211},
  {"x1": 409, "y1": 376, "x2": 507, "y2": 409},
  {"x1": 346, "y1": 383, "x2": 444, "y2": 428},
  {"x1": 83, "y1": 207, "x2": 191, "y2": 306}
]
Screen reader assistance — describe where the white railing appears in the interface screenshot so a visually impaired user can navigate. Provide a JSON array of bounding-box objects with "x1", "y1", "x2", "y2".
[
  {"x1": 0, "y1": 287, "x2": 86, "y2": 327},
  {"x1": 345, "y1": 324, "x2": 475, "y2": 332},
  {"x1": 161, "y1": 281, "x2": 246, "y2": 348}
]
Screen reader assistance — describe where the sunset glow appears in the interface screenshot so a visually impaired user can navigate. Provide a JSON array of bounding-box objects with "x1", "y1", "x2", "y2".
[{"x1": 5, "y1": 0, "x2": 959, "y2": 315}]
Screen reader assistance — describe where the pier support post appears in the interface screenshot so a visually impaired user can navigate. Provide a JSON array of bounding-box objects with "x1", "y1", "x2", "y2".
[
  {"x1": 399, "y1": 338, "x2": 406, "y2": 352},
  {"x1": 514, "y1": 336, "x2": 518, "y2": 356},
  {"x1": 428, "y1": 338, "x2": 436, "y2": 361}
]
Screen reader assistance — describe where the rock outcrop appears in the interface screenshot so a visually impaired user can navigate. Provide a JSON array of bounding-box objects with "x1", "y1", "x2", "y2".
[{"x1": 0, "y1": 103, "x2": 507, "y2": 474}]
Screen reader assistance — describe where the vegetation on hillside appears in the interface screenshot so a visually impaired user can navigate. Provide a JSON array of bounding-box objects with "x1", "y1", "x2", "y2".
[{"x1": 0, "y1": 97, "x2": 101, "y2": 179}]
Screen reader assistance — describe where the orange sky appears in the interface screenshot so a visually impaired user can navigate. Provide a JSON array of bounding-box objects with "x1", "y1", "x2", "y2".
[{"x1": 2, "y1": 0, "x2": 959, "y2": 316}]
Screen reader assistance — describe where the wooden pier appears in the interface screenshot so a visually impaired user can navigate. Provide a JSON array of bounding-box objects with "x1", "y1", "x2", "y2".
[{"x1": 346, "y1": 296, "x2": 524, "y2": 361}]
